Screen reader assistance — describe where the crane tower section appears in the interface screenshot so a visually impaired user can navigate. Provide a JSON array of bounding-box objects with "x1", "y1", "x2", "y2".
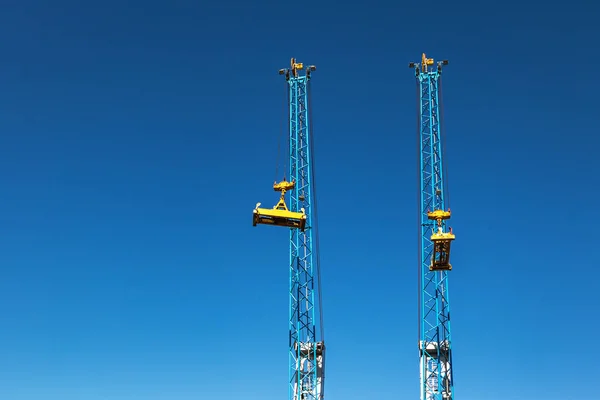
[
  {"x1": 253, "y1": 58, "x2": 325, "y2": 400},
  {"x1": 409, "y1": 53, "x2": 456, "y2": 400}
]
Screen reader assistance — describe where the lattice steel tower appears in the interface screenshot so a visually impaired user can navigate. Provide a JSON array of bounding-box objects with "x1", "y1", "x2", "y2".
[
  {"x1": 252, "y1": 58, "x2": 325, "y2": 400},
  {"x1": 409, "y1": 53, "x2": 456, "y2": 400}
]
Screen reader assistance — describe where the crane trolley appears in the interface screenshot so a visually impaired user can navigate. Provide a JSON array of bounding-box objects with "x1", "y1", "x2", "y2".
[{"x1": 253, "y1": 179, "x2": 306, "y2": 231}]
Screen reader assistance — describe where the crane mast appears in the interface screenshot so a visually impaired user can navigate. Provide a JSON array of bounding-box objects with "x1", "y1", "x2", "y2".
[
  {"x1": 409, "y1": 53, "x2": 455, "y2": 400},
  {"x1": 253, "y1": 58, "x2": 325, "y2": 400}
]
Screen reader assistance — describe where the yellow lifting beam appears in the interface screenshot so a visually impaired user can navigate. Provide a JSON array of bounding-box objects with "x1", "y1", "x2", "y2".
[
  {"x1": 253, "y1": 179, "x2": 307, "y2": 231},
  {"x1": 427, "y1": 209, "x2": 455, "y2": 271}
]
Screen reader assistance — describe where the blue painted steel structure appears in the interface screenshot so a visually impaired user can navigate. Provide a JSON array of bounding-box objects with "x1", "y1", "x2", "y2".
[
  {"x1": 280, "y1": 59, "x2": 325, "y2": 400},
  {"x1": 410, "y1": 54, "x2": 455, "y2": 400}
]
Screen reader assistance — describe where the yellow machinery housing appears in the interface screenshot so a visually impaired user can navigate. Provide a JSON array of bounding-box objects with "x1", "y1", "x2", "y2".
[
  {"x1": 253, "y1": 179, "x2": 306, "y2": 231},
  {"x1": 427, "y1": 209, "x2": 455, "y2": 271}
]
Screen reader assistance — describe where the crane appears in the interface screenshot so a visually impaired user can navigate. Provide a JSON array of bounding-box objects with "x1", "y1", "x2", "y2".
[
  {"x1": 252, "y1": 58, "x2": 325, "y2": 400},
  {"x1": 409, "y1": 53, "x2": 456, "y2": 400}
]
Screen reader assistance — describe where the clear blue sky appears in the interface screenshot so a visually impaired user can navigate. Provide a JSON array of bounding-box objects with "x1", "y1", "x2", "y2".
[{"x1": 0, "y1": 0, "x2": 597, "y2": 399}]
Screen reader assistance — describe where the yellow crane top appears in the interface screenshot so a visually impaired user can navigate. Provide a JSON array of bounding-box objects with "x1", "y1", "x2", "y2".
[
  {"x1": 421, "y1": 53, "x2": 434, "y2": 72},
  {"x1": 290, "y1": 58, "x2": 303, "y2": 77}
]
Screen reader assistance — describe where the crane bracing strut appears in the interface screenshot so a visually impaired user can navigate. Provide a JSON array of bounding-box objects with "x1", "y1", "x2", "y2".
[
  {"x1": 409, "y1": 53, "x2": 456, "y2": 400},
  {"x1": 252, "y1": 58, "x2": 325, "y2": 400}
]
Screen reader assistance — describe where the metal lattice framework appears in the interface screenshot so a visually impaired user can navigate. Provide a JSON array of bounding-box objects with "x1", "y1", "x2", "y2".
[
  {"x1": 411, "y1": 54, "x2": 454, "y2": 400},
  {"x1": 281, "y1": 59, "x2": 324, "y2": 400}
]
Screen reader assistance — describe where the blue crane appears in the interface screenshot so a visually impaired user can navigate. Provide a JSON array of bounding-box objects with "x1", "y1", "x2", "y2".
[
  {"x1": 409, "y1": 53, "x2": 456, "y2": 400},
  {"x1": 252, "y1": 58, "x2": 325, "y2": 400}
]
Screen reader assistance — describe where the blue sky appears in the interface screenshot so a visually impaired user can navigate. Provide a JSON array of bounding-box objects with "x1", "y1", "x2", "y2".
[{"x1": 0, "y1": 0, "x2": 597, "y2": 399}]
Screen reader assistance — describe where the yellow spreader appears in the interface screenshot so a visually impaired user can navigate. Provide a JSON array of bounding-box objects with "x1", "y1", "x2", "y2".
[
  {"x1": 253, "y1": 179, "x2": 306, "y2": 231},
  {"x1": 427, "y1": 209, "x2": 455, "y2": 271}
]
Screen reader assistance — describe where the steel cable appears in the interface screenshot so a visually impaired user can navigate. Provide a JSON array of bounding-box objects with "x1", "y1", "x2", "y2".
[
  {"x1": 438, "y1": 75, "x2": 451, "y2": 210},
  {"x1": 307, "y1": 79, "x2": 325, "y2": 343},
  {"x1": 416, "y1": 75, "x2": 423, "y2": 352}
]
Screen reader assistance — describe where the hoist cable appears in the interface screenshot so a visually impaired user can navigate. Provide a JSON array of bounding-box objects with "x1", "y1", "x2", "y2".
[
  {"x1": 438, "y1": 69, "x2": 455, "y2": 393},
  {"x1": 438, "y1": 75, "x2": 451, "y2": 210},
  {"x1": 307, "y1": 79, "x2": 325, "y2": 343},
  {"x1": 415, "y1": 74, "x2": 423, "y2": 350},
  {"x1": 285, "y1": 82, "x2": 291, "y2": 180},
  {"x1": 308, "y1": 78, "x2": 326, "y2": 400},
  {"x1": 276, "y1": 80, "x2": 290, "y2": 182}
]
